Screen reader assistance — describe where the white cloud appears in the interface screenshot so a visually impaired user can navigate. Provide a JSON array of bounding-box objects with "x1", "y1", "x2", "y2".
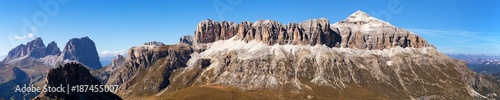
[
  {"x1": 12, "y1": 33, "x2": 36, "y2": 40},
  {"x1": 99, "y1": 50, "x2": 126, "y2": 57},
  {"x1": 9, "y1": 27, "x2": 37, "y2": 40}
]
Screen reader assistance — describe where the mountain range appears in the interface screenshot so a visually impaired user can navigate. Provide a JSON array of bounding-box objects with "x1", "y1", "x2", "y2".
[
  {"x1": 448, "y1": 54, "x2": 500, "y2": 74},
  {"x1": 0, "y1": 37, "x2": 102, "y2": 99},
  {"x1": 1, "y1": 10, "x2": 499, "y2": 100}
]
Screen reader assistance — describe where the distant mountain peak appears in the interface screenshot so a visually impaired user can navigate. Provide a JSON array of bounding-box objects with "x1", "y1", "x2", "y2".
[
  {"x1": 346, "y1": 10, "x2": 372, "y2": 22},
  {"x1": 46, "y1": 41, "x2": 61, "y2": 56},
  {"x1": 143, "y1": 41, "x2": 165, "y2": 46},
  {"x1": 179, "y1": 35, "x2": 193, "y2": 45}
]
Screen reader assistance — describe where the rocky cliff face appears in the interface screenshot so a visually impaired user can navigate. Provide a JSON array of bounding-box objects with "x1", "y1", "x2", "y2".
[
  {"x1": 34, "y1": 63, "x2": 121, "y2": 100},
  {"x1": 59, "y1": 37, "x2": 102, "y2": 69},
  {"x1": 194, "y1": 20, "x2": 238, "y2": 44},
  {"x1": 193, "y1": 11, "x2": 429, "y2": 50}
]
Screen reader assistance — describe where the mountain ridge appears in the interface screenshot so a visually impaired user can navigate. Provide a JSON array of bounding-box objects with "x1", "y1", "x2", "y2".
[{"x1": 193, "y1": 10, "x2": 429, "y2": 50}]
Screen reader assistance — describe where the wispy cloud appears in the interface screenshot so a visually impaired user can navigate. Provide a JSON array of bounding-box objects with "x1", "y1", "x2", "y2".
[
  {"x1": 406, "y1": 28, "x2": 500, "y2": 55},
  {"x1": 12, "y1": 33, "x2": 35, "y2": 40},
  {"x1": 9, "y1": 27, "x2": 37, "y2": 40},
  {"x1": 99, "y1": 50, "x2": 126, "y2": 57}
]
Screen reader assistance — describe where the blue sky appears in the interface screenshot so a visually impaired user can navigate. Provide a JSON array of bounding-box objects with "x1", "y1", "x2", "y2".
[{"x1": 0, "y1": 0, "x2": 499, "y2": 59}]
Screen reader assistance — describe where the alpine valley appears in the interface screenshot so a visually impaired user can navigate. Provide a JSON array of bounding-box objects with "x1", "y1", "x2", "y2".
[{"x1": 1, "y1": 10, "x2": 499, "y2": 100}]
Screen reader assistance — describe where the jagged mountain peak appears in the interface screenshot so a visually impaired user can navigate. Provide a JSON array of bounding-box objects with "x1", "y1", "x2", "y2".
[
  {"x1": 46, "y1": 41, "x2": 61, "y2": 56},
  {"x1": 3, "y1": 37, "x2": 47, "y2": 63}
]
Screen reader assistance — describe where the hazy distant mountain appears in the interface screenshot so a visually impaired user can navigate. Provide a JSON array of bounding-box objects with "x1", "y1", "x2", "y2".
[
  {"x1": 99, "y1": 56, "x2": 114, "y2": 67},
  {"x1": 448, "y1": 54, "x2": 500, "y2": 74},
  {"x1": 178, "y1": 35, "x2": 193, "y2": 45},
  {"x1": 448, "y1": 54, "x2": 500, "y2": 65},
  {"x1": 105, "y1": 10, "x2": 500, "y2": 99}
]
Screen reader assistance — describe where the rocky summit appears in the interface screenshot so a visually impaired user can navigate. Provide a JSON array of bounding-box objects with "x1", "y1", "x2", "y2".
[
  {"x1": 103, "y1": 10, "x2": 499, "y2": 99},
  {"x1": 59, "y1": 37, "x2": 102, "y2": 69}
]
